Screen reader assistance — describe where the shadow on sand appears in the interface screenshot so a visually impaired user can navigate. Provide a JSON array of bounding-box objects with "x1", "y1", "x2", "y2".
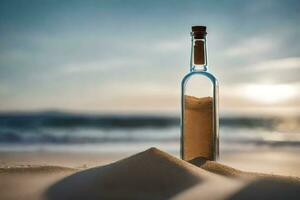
[
  {"x1": 189, "y1": 157, "x2": 300, "y2": 200},
  {"x1": 227, "y1": 177, "x2": 300, "y2": 200}
]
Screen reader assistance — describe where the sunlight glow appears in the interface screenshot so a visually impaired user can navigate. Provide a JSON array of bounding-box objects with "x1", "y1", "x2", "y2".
[{"x1": 241, "y1": 84, "x2": 297, "y2": 104}]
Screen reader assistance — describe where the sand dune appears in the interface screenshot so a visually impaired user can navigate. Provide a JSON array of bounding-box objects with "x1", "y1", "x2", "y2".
[
  {"x1": 46, "y1": 148, "x2": 300, "y2": 200},
  {"x1": 190, "y1": 157, "x2": 300, "y2": 180},
  {"x1": 1, "y1": 147, "x2": 300, "y2": 200}
]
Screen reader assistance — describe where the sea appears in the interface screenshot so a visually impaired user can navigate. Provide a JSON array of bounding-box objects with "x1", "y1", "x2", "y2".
[{"x1": 0, "y1": 111, "x2": 300, "y2": 156}]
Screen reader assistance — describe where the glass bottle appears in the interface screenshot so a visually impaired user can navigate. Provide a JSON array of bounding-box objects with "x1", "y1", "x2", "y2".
[{"x1": 180, "y1": 26, "x2": 219, "y2": 161}]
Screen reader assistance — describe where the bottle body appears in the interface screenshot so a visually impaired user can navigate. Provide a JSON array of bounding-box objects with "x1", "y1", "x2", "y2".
[
  {"x1": 180, "y1": 26, "x2": 219, "y2": 161},
  {"x1": 181, "y1": 71, "x2": 219, "y2": 161}
]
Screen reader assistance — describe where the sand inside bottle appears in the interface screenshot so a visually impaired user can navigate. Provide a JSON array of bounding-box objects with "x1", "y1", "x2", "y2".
[{"x1": 183, "y1": 95, "x2": 213, "y2": 161}]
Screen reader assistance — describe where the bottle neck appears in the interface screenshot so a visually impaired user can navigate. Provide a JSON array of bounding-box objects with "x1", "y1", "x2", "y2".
[{"x1": 190, "y1": 33, "x2": 208, "y2": 72}]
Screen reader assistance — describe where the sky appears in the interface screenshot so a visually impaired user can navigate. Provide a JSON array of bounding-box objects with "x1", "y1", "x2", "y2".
[{"x1": 0, "y1": 0, "x2": 300, "y2": 115}]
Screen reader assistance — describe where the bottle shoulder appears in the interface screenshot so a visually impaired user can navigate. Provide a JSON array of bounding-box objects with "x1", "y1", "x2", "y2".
[{"x1": 181, "y1": 70, "x2": 218, "y2": 84}]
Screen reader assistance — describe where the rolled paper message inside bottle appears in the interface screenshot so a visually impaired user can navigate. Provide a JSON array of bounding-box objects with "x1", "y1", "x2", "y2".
[{"x1": 194, "y1": 40, "x2": 205, "y2": 65}]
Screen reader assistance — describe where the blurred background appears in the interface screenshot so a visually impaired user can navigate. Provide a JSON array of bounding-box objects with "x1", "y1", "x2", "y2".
[{"x1": 0, "y1": 0, "x2": 300, "y2": 174}]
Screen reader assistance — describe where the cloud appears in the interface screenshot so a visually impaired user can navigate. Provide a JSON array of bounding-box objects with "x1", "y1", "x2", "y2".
[
  {"x1": 220, "y1": 56, "x2": 300, "y2": 85},
  {"x1": 251, "y1": 57, "x2": 300, "y2": 71},
  {"x1": 237, "y1": 83, "x2": 299, "y2": 104},
  {"x1": 225, "y1": 37, "x2": 275, "y2": 57},
  {"x1": 62, "y1": 59, "x2": 144, "y2": 74},
  {"x1": 153, "y1": 38, "x2": 187, "y2": 52}
]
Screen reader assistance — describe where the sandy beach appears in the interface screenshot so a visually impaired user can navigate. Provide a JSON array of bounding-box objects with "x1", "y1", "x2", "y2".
[
  {"x1": 1, "y1": 147, "x2": 300, "y2": 200},
  {"x1": 1, "y1": 0, "x2": 299, "y2": 199}
]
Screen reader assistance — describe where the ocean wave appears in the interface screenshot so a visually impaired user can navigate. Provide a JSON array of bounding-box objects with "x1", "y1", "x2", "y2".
[
  {"x1": 1, "y1": 111, "x2": 299, "y2": 129},
  {"x1": 1, "y1": 112, "x2": 300, "y2": 148},
  {"x1": 0, "y1": 112, "x2": 178, "y2": 129}
]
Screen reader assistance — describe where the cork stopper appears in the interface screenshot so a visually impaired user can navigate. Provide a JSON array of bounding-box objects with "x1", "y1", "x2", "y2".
[
  {"x1": 191, "y1": 26, "x2": 207, "y2": 39},
  {"x1": 192, "y1": 26, "x2": 206, "y2": 65}
]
